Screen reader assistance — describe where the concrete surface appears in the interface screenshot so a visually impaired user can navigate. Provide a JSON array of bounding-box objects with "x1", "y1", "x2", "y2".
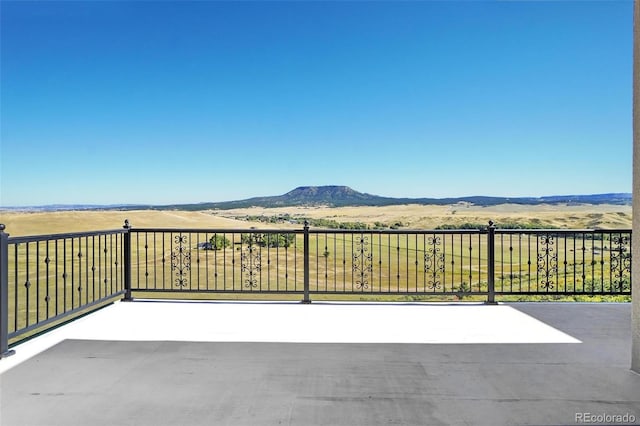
[
  {"x1": 0, "y1": 302, "x2": 638, "y2": 426},
  {"x1": 0, "y1": 301, "x2": 581, "y2": 375}
]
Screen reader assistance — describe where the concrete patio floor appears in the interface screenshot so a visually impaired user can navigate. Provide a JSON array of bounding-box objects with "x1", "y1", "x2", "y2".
[{"x1": 1, "y1": 301, "x2": 639, "y2": 425}]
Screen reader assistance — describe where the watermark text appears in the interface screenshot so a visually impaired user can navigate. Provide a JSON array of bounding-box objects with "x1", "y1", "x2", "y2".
[{"x1": 575, "y1": 412, "x2": 637, "y2": 424}]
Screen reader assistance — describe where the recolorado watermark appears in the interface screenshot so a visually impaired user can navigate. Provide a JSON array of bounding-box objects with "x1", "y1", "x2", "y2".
[{"x1": 575, "y1": 412, "x2": 637, "y2": 424}]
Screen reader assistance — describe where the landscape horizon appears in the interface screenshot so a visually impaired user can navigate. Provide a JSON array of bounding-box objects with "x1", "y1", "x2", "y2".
[
  {"x1": 0, "y1": 185, "x2": 632, "y2": 211},
  {"x1": 0, "y1": 185, "x2": 632, "y2": 237},
  {"x1": 0, "y1": 203, "x2": 632, "y2": 239}
]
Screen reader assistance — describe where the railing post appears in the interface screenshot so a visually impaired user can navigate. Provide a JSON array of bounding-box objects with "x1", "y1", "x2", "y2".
[
  {"x1": 302, "y1": 221, "x2": 311, "y2": 303},
  {"x1": 123, "y1": 220, "x2": 132, "y2": 301},
  {"x1": 486, "y1": 220, "x2": 497, "y2": 305},
  {"x1": 0, "y1": 225, "x2": 16, "y2": 358}
]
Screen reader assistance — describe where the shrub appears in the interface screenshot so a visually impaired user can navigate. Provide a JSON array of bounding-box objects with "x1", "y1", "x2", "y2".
[
  {"x1": 241, "y1": 233, "x2": 295, "y2": 248},
  {"x1": 208, "y1": 234, "x2": 231, "y2": 250},
  {"x1": 262, "y1": 233, "x2": 295, "y2": 248}
]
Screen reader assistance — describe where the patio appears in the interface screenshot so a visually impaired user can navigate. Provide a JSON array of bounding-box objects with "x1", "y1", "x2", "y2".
[{"x1": 1, "y1": 301, "x2": 638, "y2": 425}]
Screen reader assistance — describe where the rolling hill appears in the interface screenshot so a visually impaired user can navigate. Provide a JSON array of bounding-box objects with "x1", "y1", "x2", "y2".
[
  {"x1": 1, "y1": 186, "x2": 632, "y2": 211},
  {"x1": 156, "y1": 186, "x2": 632, "y2": 210}
]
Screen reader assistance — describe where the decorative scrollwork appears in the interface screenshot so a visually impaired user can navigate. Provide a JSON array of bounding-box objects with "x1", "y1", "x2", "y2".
[
  {"x1": 611, "y1": 235, "x2": 631, "y2": 291},
  {"x1": 537, "y1": 234, "x2": 558, "y2": 291},
  {"x1": 171, "y1": 234, "x2": 191, "y2": 288},
  {"x1": 424, "y1": 236, "x2": 445, "y2": 290},
  {"x1": 353, "y1": 235, "x2": 373, "y2": 290},
  {"x1": 241, "y1": 239, "x2": 261, "y2": 288}
]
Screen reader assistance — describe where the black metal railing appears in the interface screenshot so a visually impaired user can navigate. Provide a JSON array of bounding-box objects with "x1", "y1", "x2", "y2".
[
  {"x1": 129, "y1": 227, "x2": 304, "y2": 295},
  {"x1": 298, "y1": 228, "x2": 488, "y2": 297},
  {"x1": 127, "y1": 222, "x2": 631, "y2": 300},
  {"x1": 0, "y1": 220, "x2": 632, "y2": 356},
  {"x1": 492, "y1": 228, "x2": 632, "y2": 295},
  {"x1": 0, "y1": 225, "x2": 127, "y2": 357}
]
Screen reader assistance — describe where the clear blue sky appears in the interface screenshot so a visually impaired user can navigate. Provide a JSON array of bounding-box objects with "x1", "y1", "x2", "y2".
[{"x1": 0, "y1": 1, "x2": 633, "y2": 206}]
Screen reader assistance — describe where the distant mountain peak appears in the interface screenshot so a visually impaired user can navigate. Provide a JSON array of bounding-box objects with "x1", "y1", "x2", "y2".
[
  {"x1": 9, "y1": 186, "x2": 628, "y2": 212},
  {"x1": 285, "y1": 185, "x2": 360, "y2": 196},
  {"x1": 183, "y1": 186, "x2": 630, "y2": 210},
  {"x1": 287, "y1": 185, "x2": 355, "y2": 193},
  {"x1": 280, "y1": 185, "x2": 375, "y2": 204}
]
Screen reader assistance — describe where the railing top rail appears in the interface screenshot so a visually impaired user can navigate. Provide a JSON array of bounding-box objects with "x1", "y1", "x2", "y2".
[
  {"x1": 309, "y1": 228, "x2": 488, "y2": 235},
  {"x1": 130, "y1": 227, "x2": 490, "y2": 235},
  {"x1": 495, "y1": 228, "x2": 632, "y2": 234},
  {"x1": 4, "y1": 226, "x2": 632, "y2": 243},
  {"x1": 131, "y1": 228, "x2": 305, "y2": 234},
  {"x1": 7, "y1": 228, "x2": 128, "y2": 244},
  {"x1": 110, "y1": 227, "x2": 632, "y2": 235}
]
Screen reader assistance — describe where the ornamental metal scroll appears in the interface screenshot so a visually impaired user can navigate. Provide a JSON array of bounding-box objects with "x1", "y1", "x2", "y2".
[
  {"x1": 353, "y1": 235, "x2": 373, "y2": 290},
  {"x1": 241, "y1": 236, "x2": 261, "y2": 288},
  {"x1": 537, "y1": 234, "x2": 558, "y2": 291},
  {"x1": 171, "y1": 234, "x2": 191, "y2": 288},
  {"x1": 424, "y1": 236, "x2": 445, "y2": 290},
  {"x1": 610, "y1": 234, "x2": 631, "y2": 291}
]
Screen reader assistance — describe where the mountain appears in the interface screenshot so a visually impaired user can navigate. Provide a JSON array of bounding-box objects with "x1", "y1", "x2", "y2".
[
  {"x1": 1, "y1": 187, "x2": 631, "y2": 212},
  {"x1": 155, "y1": 186, "x2": 632, "y2": 210},
  {"x1": 272, "y1": 186, "x2": 399, "y2": 206},
  {"x1": 164, "y1": 186, "x2": 394, "y2": 210}
]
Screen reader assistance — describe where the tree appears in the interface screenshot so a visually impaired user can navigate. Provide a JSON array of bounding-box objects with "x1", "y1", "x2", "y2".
[
  {"x1": 261, "y1": 233, "x2": 295, "y2": 248},
  {"x1": 209, "y1": 234, "x2": 231, "y2": 250},
  {"x1": 241, "y1": 233, "x2": 295, "y2": 248}
]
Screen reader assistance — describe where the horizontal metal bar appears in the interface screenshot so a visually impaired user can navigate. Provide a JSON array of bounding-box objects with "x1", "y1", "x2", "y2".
[
  {"x1": 131, "y1": 227, "x2": 630, "y2": 235},
  {"x1": 286, "y1": 291, "x2": 490, "y2": 296},
  {"x1": 494, "y1": 291, "x2": 631, "y2": 296},
  {"x1": 495, "y1": 229, "x2": 632, "y2": 234},
  {"x1": 131, "y1": 290, "x2": 630, "y2": 296},
  {"x1": 7, "y1": 291, "x2": 125, "y2": 340},
  {"x1": 9, "y1": 229, "x2": 127, "y2": 244},
  {"x1": 131, "y1": 289, "x2": 304, "y2": 294},
  {"x1": 132, "y1": 228, "x2": 304, "y2": 234},
  {"x1": 132, "y1": 289, "x2": 489, "y2": 296},
  {"x1": 309, "y1": 229, "x2": 489, "y2": 235}
]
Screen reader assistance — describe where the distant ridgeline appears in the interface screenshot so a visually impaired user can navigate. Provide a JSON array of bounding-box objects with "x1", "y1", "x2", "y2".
[
  {"x1": 155, "y1": 186, "x2": 632, "y2": 211},
  {"x1": 2, "y1": 186, "x2": 631, "y2": 212}
]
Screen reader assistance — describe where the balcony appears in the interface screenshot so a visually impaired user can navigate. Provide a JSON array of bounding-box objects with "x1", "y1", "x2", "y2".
[
  {"x1": 1, "y1": 300, "x2": 639, "y2": 425},
  {"x1": 0, "y1": 223, "x2": 638, "y2": 425}
]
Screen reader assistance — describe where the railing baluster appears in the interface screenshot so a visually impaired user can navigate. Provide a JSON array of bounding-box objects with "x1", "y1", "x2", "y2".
[
  {"x1": 486, "y1": 221, "x2": 496, "y2": 304},
  {"x1": 46, "y1": 239, "x2": 51, "y2": 320},
  {"x1": 303, "y1": 222, "x2": 310, "y2": 303},
  {"x1": 0, "y1": 225, "x2": 15, "y2": 358},
  {"x1": 123, "y1": 220, "x2": 132, "y2": 301}
]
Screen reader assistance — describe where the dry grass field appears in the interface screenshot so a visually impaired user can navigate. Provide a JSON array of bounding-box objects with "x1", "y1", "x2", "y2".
[
  {"x1": 0, "y1": 210, "x2": 252, "y2": 237},
  {"x1": 218, "y1": 203, "x2": 632, "y2": 230},
  {"x1": 0, "y1": 203, "x2": 632, "y2": 237},
  {"x1": 2, "y1": 204, "x2": 631, "y2": 338}
]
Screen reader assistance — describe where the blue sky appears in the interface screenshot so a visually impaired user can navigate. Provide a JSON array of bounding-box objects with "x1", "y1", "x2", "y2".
[{"x1": 0, "y1": 1, "x2": 633, "y2": 206}]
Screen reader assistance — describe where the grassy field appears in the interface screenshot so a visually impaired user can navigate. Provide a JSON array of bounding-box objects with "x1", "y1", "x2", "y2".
[
  {"x1": 127, "y1": 229, "x2": 629, "y2": 294},
  {"x1": 0, "y1": 210, "x2": 255, "y2": 236},
  {"x1": 246, "y1": 203, "x2": 632, "y2": 229},
  {"x1": 0, "y1": 203, "x2": 632, "y2": 237},
  {"x1": 7, "y1": 226, "x2": 629, "y2": 333},
  {"x1": 1, "y1": 203, "x2": 632, "y2": 341}
]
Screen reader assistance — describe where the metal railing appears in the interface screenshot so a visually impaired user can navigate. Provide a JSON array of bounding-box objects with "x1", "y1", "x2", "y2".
[
  {"x1": 128, "y1": 222, "x2": 631, "y2": 300},
  {"x1": 492, "y1": 227, "x2": 632, "y2": 295},
  {"x1": 0, "y1": 220, "x2": 632, "y2": 355},
  {"x1": 0, "y1": 224, "x2": 127, "y2": 357}
]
